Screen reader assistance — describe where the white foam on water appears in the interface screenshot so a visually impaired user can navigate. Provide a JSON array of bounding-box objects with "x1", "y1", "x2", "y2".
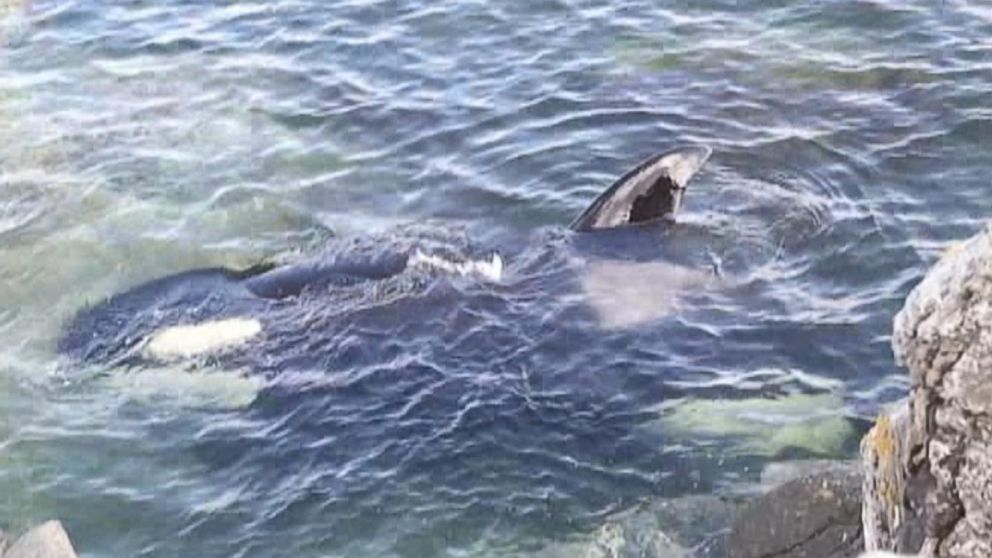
[
  {"x1": 408, "y1": 249, "x2": 504, "y2": 282},
  {"x1": 143, "y1": 317, "x2": 262, "y2": 360}
]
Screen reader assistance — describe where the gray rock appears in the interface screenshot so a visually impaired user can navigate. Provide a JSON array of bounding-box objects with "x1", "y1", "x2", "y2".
[
  {"x1": 530, "y1": 495, "x2": 736, "y2": 558},
  {"x1": 1, "y1": 528, "x2": 8, "y2": 557},
  {"x1": 583, "y1": 495, "x2": 738, "y2": 558},
  {"x1": 863, "y1": 224, "x2": 992, "y2": 557},
  {"x1": 632, "y1": 495, "x2": 737, "y2": 558},
  {"x1": 527, "y1": 519, "x2": 691, "y2": 558},
  {"x1": 582, "y1": 520, "x2": 691, "y2": 558},
  {"x1": 860, "y1": 404, "x2": 918, "y2": 552},
  {"x1": 4, "y1": 521, "x2": 78, "y2": 558},
  {"x1": 729, "y1": 468, "x2": 864, "y2": 558}
]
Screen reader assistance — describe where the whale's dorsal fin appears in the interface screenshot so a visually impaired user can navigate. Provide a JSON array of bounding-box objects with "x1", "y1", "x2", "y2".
[{"x1": 570, "y1": 145, "x2": 711, "y2": 232}]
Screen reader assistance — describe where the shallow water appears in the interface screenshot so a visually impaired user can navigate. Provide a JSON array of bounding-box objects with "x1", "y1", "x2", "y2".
[{"x1": 1, "y1": 0, "x2": 990, "y2": 556}]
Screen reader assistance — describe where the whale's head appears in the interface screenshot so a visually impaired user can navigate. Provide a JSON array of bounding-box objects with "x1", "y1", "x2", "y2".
[{"x1": 570, "y1": 145, "x2": 711, "y2": 232}]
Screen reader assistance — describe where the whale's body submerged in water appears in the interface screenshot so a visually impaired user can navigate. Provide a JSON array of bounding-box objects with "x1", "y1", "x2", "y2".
[
  {"x1": 52, "y1": 145, "x2": 863, "y2": 558},
  {"x1": 59, "y1": 146, "x2": 715, "y2": 399}
]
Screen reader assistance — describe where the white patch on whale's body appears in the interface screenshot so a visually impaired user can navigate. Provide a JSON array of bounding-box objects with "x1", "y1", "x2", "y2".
[
  {"x1": 107, "y1": 252, "x2": 506, "y2": 409},
  {"x1": 576, "y1": 257, "x2": 720, "y2": 329},
  {"x1": 143, "y1": 317, "x2": 262, "y2": 360},
  {"x1": 89, "y1": 317, "x2": 267, "y2": 410},
  {"x1": 103, "y1": 363, "x2": 264, "y2": 410},
  {"x1": 408, "y1": 249, "x2": 504, "y2": 282}
]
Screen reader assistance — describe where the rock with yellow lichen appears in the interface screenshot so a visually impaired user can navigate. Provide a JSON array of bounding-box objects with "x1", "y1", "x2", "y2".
[
  {"x1": 861, "y1": 223, "x2": 992, "y2": 557},
  {"x1": 861, "y1": 405, "x2": 915, "y2": 552}
]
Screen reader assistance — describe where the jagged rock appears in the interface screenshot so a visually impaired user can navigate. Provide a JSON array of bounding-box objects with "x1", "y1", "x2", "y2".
[
  {"x1": 861, "y1": 404, "x2": 919, "y2": 552},
  {"x1": 4, "y1": 521, "x2": 78, "y2": 558},
  {"x1": 729, "y1": 468, "x2": 864, "y2": 558},
  {"x1": 1, "y1": 528, "x2": 8, "y2": 556},
  {"x1": 862, "y1": 224, "x2": 992, "y2": 557}
]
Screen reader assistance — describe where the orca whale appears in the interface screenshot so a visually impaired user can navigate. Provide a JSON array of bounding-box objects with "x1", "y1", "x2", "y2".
[
  {"x1": 58, "y1": 145, "x2": 712, "y2": 371},
  {"x1": 570, "y1": 145, "x2": 710, "y2": 231}
]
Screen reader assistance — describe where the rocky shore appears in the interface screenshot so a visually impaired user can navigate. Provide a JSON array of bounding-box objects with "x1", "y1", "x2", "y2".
[
  {"x1": 862, "y1": 224, "x2": 992, "y2": 557},
  {"x1": 731, "y1": 224, "x2": 992, "y2": 558}
]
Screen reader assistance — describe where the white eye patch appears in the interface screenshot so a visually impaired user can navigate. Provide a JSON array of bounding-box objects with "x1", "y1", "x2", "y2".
[{"x1": 144, "y1": 317, "x2": 263, "y2": 360}]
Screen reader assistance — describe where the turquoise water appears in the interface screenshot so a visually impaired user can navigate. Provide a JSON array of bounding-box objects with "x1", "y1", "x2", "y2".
[{"x1": 1, "y1": 0, "x2": 990, "y2": 556}]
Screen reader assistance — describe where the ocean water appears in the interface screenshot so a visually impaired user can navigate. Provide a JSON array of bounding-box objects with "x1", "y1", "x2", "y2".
[{"x1": 0, "y1": 0, "x2": 990, "y2": 556}]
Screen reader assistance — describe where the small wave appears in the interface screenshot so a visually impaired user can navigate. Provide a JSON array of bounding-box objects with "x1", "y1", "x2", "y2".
[{"x1": 408, "y1": 249, "x2": 504, "y2": 282}]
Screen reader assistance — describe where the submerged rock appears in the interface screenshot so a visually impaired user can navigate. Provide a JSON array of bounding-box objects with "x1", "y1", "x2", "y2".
[
  {"x1": 862, "y1": 224, "x2": 992, "y2": 557},
  {"x1": 581, "y1": 521, "x2": 691, "y2": 558},
  {"x1": 533, "y1": 494, "x2": 735, "y2": 558},
  {"x1": 3, "y1": 521, "x2": 78, "y2": 558},
  {"x1": 650, "y1": 392, "x2": 859, "y2": 459},
  {"x1": 729, "y1": 467, "x2": 863, "y2": 558}
]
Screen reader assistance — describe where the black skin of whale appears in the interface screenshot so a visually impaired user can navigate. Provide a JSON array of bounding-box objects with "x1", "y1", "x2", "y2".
[{"x1": 58, "y1": 146, "x2": 712, "y2": 367}]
